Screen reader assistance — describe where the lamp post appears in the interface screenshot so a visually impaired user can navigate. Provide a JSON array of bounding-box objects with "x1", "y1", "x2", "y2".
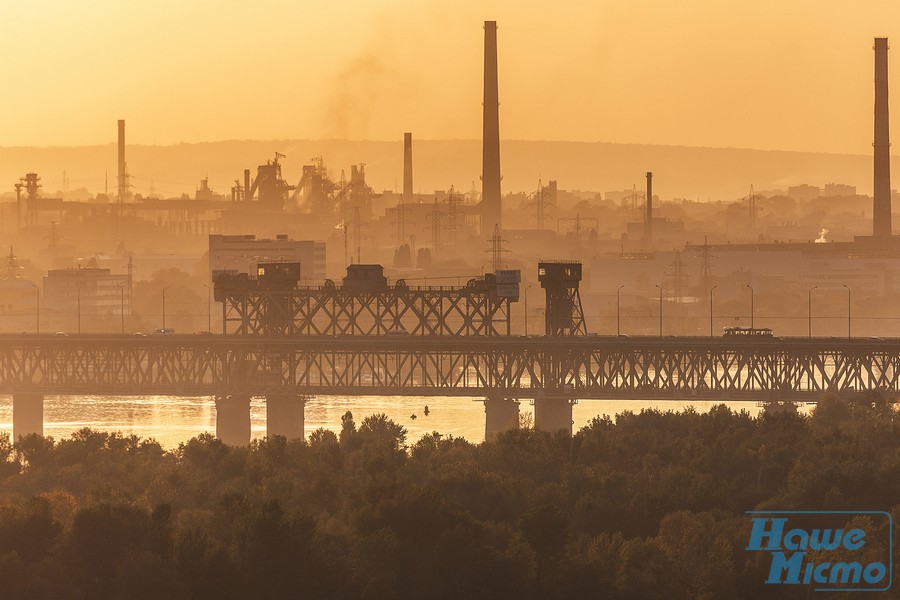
[
  {"x1": 655, "y1": 284, "x2": 663, "y2": 336},
  {"x1": 746, "y1": 284, "x2": 754, "y2": 329},
  {"x1": 709, "y1": 285, "x2": 717, "y2": 337},
  {"x1": 76, "y1": 284, "x2": 82, "y2": 334},
  {"x1": 524, "y1": 285, "x2": 532, "y2": 336},
  {"x1": 120, "y1": 286, "x2": 124, "y2": 334},
  {"x1": 201, "y1": 283, "x2": 211, "y2": 333},
  {"x1": 843, "y1": 284, "x2": 851, "y2": 338},
  {"x1": 162, "y1": 286, "x2": 170, "y2": 331},
  {"x1": 617, "y1": 285, "x2": 625, "y2": 336},
  {"x1": 30, "y1": 282, "x2": 39, "y2": 334},
  {"x1": 807, "y1": 285, "x2": 817, "y2": 338}
]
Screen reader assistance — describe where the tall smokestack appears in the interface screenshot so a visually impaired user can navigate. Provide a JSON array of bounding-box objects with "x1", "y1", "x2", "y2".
[
  {"x1": 874, "y1": 37, "x2": 892, "y2": 237},
  {"x1": 403, "y1": 132, "x2": 413, "y2": 200},
  {"x1": 244, "y1": 169, "x2": 251, "y2": 201},
  {"x1": 645, "y1": 172, "x2": 653, "y2": 240},
  {"x1": 482, "y1": 20, "x2": 502, "y2": 235},
  {"x1": 117, "y1": 119, "x2": 126, "y2": 202}
]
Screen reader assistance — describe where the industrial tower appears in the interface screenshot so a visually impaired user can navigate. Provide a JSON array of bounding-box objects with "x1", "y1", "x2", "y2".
[
  {"x1": 538, "y1": 262, "x2": 587, "y2": 336},
  {"x1": 482, "y1": 21, "x2": 502, "y2": 237},
  {"x1": 874, "y1": 38, "x2": 892, "y2": 237}
]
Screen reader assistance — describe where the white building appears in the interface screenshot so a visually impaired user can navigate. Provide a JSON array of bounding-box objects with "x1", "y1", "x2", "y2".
[
  {"x1": 209, "y1": 234, "x2": 326, "y2": 285},
  {"x1": 43, "y1": 268, "x2": 132, "y2": 321}
]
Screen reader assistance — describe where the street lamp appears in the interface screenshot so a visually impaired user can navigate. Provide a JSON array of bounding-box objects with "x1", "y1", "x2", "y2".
[
  {"x1": 843, "y1": 284, "x2": 851, "y2": 338},
  {"x1": 162, "y1": 286, "x2": 170, "y2": 331},
  {"x1": 76, "y1": 284, "x2": 83, "y2": 334},
  {"x1": 655, "y1": 284, "x2": 663, "y2": 336},
  {"x1": 617, "y1": 285, "x2": 625, "y2": 336},
  {"x1": 709, "y1": 285, "x2": 717, "y2": 337},
  {"x1": 201, "y1": 283, "x2": 211, "y2": 333},
  {"x1": 746, "y1": 284, "x2": 754, "y2": 329},
  {"x1": 117, "y1": 282, "x2": 126, "y2": 334},
  {"x1": 524, "y1": 285, "x2": 532, "y2": 336},
  {"x1": 807, "y1": 285, "x2": 818, "y2": 338},
  {"x1": 29, "y1": 282, "x2": 40, "y2": 334}
]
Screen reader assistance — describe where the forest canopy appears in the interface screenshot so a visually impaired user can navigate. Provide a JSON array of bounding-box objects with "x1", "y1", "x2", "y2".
[{"x1": 0, "y1": 393, "x2": 897, "y2": 599}]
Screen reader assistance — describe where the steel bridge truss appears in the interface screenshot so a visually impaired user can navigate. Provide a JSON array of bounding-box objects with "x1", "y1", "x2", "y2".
[
  {"x1": 220, "y1": 287, "x2": 513, "y2": 336},
  {"x1": 1, "y1": 336, "x2": 899, "y2": 400}
]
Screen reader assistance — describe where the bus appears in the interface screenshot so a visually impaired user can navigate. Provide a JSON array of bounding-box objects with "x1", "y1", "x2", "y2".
[{"x1": 723, "y1": 326, "x2": 773, "y2": 337}]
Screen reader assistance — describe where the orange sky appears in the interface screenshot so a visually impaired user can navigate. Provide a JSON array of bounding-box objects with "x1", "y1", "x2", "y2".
[{"x1": 2, "y1": 0, "x2": 900, "y2": 154}]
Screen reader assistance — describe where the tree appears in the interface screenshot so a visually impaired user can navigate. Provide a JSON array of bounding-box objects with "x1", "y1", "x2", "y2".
[{"x1": 358, "y1": 414, "x2": 407, "y2": 451}]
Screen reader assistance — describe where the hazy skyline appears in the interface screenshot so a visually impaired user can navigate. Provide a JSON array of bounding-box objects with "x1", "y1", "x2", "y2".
[{"x1": 2, "y1": 1, "x2": 900, "y2": 154}]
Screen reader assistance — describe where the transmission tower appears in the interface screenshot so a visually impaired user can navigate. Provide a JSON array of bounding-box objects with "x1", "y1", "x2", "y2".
[
  {"x1": 428, "y1": 198, "x2": 444, "y2": 253},
  {"x1": 525, "y1": 178, "x2": 557, "y2": 230},
  {"x1": 673, "y1": 250, "x2": 684, "y2": 303},
  {"x1": 747, "y1": 184, "x2": 759, "y2": 231},
  {"x1": 557, "y1": 214, "x2": 599, "y2": 247},
  {"x1": 2, "y1": 247, "x2": 23, "y2": 280},
  {"x1": 484, "y1": 224, "x2": 509, "y2": 272},
  {"x1": 537, "y1": 180, "x2": 545, "y2": 230},
  {"x1": 447, "y1": 186, "x2": 460, "y2": 246}
]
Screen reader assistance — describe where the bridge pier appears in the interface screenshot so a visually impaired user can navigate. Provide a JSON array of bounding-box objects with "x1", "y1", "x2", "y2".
[
  {"x1": 533, "y1": 395, "x2": 575, "y2": 435},
  {"x1": 266, "y1": 395, "x2": 308, "y2": 440},
  {"x1": 484, "y1": 396, "x2": 519, "y2": 440},
  {"x1": 13, "y1": 394, "x2": 43, "y2": 440},
  {"x1": 215, "y1": 395, "x2": 251, "y2": 446}
]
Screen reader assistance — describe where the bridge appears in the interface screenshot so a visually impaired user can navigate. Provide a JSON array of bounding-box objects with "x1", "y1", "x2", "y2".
[{"x1": 2, "y1": 333, "x2": 898, "y2": 444}]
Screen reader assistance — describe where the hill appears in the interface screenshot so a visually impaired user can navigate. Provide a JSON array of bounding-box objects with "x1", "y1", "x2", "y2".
[{"x1": 0, "y1": 139, "x2": 887, "y2": 201}]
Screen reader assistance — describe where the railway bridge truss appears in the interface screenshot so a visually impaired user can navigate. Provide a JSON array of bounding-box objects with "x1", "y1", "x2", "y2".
[{"x1": 2, "y1": 335, "x2": 898, "y2": 443}]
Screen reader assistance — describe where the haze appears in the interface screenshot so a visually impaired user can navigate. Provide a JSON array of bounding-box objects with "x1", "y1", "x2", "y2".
[{"x1": 2, "y1": 0, "x2": 899, "y2": 154}]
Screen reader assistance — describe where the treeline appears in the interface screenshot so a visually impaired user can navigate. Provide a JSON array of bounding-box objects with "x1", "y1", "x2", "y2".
[{"x1": 0, "y1": 395, "x2": 898, "y2": 599}]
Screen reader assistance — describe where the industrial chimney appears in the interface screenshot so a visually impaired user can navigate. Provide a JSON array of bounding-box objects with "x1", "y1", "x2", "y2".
[
  {"x1": 117, "y1": 119, "x2": 127, "y2": 202},
  {"x1": 645, "y1": 172, "x2": 653, "y2": 240},
  {"x1": 244, "y1": 169, "x2": 251, "y2": 201},
  {"x1": 403, "y1": 132, "x2": 413, "y2": 201},
  {"x1": 482, "y1": 21, "x2": 502, "y2": 236},
  {"x1": 874, "y1": 38, "x2": 892, "y2": 237}
]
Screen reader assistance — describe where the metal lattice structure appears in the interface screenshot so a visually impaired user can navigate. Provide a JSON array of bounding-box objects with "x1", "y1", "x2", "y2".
[
  {"x1": 219, "y1": 284, "x2": 514, "y2": 336},
  {"x1": 538, "y1": 261, "x2": 586, "y2": 336},
  {"x1": 2, "y1": 335, "x2": 900, "y2": 400},
  {"x1": 215, "y1": 265, "x2": 518, "y2": 337}
]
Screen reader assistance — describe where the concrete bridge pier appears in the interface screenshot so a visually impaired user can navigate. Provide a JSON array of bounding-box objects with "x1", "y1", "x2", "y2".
[
  {"x1": 13, "y1": 394, "x2": 43, "y2": 440},
  {"x1": 215, "y1": 395, "x2": 251, "y2": 446},
  {"x1": 266, "y1": 395, "x2": 308, "y2": 440},
  {"x1": 534, "y1": 394, "x2": 575, "y2": 435},
  {"x1": 483, "y1": 396, "x2": 519, "y2": 440}
]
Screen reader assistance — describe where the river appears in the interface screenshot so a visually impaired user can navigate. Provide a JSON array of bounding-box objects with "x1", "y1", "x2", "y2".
[{"x1": 0, "y1": 395, "x2": 815, "y2": 449}]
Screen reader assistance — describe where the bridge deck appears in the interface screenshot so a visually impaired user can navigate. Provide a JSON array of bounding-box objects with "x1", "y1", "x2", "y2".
[{"x1": 0, "y1": 334, "x2": 896, "y2": 399}]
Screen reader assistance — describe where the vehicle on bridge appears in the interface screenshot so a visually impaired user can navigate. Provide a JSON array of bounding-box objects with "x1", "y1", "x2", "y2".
[{"x1": 723, "y1": 326, "x2": 773, "y2": 337}]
